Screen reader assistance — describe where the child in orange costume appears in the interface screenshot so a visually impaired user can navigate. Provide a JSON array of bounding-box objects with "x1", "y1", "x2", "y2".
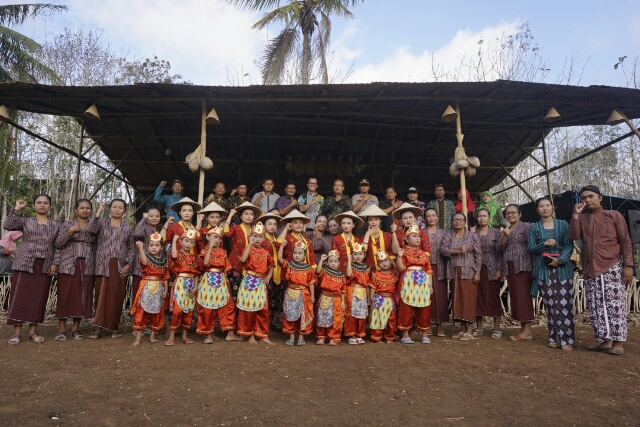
[
  {"x1": 237, "y1": 222, "x2": 275, "y2": 345},
  {"x1": 131, "y1": 233, "x2": 169, "y2": 346},
  {"x1": 315, "y1": 250, "x2": 348, "y2": 346},
  {"x1": 196, "y1": 201, "x2": 226, "y2": 253},
  {"x1": 369, "y1": 250, "x2": 399, "y2": 343},
  {"x1": 197, "y1": 226, "x2": 243, "y2": 344},
  {"x1": 345, "y1": 242, "x2": 372, "y2": 345},
  {"x1": 278, "y1": 239, "x2": 316, "y2": 346},
  {"x1": 166, "y1": 228, "x2": 200, "y2": 346},
  {"x1": 396, "y1": 223, "x2": 433, "y2": 345}
]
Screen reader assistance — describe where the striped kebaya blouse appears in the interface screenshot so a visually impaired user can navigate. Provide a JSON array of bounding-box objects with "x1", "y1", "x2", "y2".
[
  {"x1": 54, "y1": 217, "x2": 98, "y2": 276},
  {"x1": 3, "y1": 208, "x2": 60, "y2": 274},
  {"x1": 88, "y1": 217, "x2": 135, "y2": 277}
]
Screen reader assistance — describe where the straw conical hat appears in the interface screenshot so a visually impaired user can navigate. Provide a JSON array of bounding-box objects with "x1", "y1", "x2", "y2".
[
  {"x1": 392, "y1": 202, "x2": 423, "y2": 220},
  {"x1": 257, "y1": 211, "x2": 283, "y2": 225},
  {"x1": 170, "y1": 197, "x2": 202, "y2": 214},
  {"x1": 358, "y1": 204, "x2": 388, "y2": 218},
  {"x1": 335, "y1": 210, "x2": 365, "y2": 228},
  {"x1": 278, "y1": 209, "x2": 311, "y2": 226},
  {"x1": 198, "y1": 201, "x2": 228, "y2": 215},
  {"x1": 231, "y1": 201, "x2": 263, "y2": 220}
]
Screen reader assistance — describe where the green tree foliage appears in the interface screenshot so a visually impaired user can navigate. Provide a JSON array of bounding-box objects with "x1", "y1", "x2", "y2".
[
  {"x1": 229, "y1": 0, "x2": 362, "y2": 84},
  {"x1": 0, "y1": 3, "x2": 67, "y2": 82}
]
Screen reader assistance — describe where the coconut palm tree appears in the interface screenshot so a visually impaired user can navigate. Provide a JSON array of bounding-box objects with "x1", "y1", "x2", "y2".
[
  {"x1": 0, "y1": 3, "x2": 67, "y2": 82},
  {"x1": 229, "y1": 0, "x2": 361, "y2": 84}
]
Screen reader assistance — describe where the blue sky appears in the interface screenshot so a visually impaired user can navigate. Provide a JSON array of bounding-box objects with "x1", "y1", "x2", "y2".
[{"x1": 7, "y1": 0, "x2": 640, "y2": 87}]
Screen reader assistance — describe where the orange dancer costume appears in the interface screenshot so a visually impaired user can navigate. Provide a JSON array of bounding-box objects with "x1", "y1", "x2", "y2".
[
  {"x1": 196, "y1": 226, "x2": 236, "y2": 336},
  {"x1": 332, "y1": 233, "x2": 362, "y2": 273},
  {"x1": 370, "y1": 251, "x2": 399, "y2": 342},
  {"x1": 131, "y1": 234, "x2": 170, "y2": 332},
  {"x1": 282, "y1": 250, "x2": 317, "y2": 336},
  {"x1": 236, "y1": 223, "x2": 274, "y2": 338},
  {"x1": 316, "y1": 250, "x2": 348, "y2": 343},
  {"x1": 365, "y1": 230, "x2": 394, "y2": 270},
  {"x1": 344, "y1": 243, "x2": 372, "y2": 339},
  {"x1": 397, "y1": 224, "x2": 433, "y2": 332},
  {"x1": 169, "y1": 228, "x2": 200, "y2": 331}
]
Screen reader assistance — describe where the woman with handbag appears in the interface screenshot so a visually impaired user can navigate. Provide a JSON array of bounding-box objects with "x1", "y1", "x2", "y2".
[{"x1": 528, "y1": 197, "x2": 575, "y2": 351}]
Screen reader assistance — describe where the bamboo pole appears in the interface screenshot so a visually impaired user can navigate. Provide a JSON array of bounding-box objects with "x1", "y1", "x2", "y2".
[
  {"x1": 455, "y1": 104, "x2": 467, "y2": 221},
  {"x1": 198, "y1": 100, "x2": 206, "y2": 206},
  {"x1": 70, "y1": 119, "x2": 85, "y2": 215},
  {"x1": 616, "y1": 108, "x2": 640, "y2": 140},
  {"x1": 541, "y1": 130, "x2": 554, "y2": 211}
]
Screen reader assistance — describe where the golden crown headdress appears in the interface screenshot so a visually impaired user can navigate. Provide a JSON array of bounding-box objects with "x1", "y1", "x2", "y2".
[
  {"x1": 376, "y1": 249, "x2": 389, "y2": 261},
  {"x1": 294, "y1": 240, "x2": 308, "y2": 250},
  {"x1": 149, "y1": 232, "x2": 163, "y2": 242},
  {"x1": 182, "y1": 228, "x2": 199, "y2": 240},
  {"x1": 207, "y1": 225, "x2": 224, "y2": 237},
  {"x1": 352, "y1": 242, "x2": 365, "y2": 253},
  {"x1": 404, "y1": 223, "x2": 420, "y2": 237},
  {"x1": 327, "y1": 249, "x2": 340, "y2": 259},
  {"x1": 252, "y1": 221, "x2": 266, "y2": 235}
]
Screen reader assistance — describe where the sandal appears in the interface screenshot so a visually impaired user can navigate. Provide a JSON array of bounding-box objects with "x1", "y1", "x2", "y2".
[
  {"x1": 548, "y1": 342, "x2": 559, "y2": 349},
  {"x1": 182, "y1": 338, "x2": 195, "y2": 345},
  {"x1": 561, "y1": 345, "x2": 574, "y2": 352},
  {"x1": 328, "y1": 341, "x2": 338, "y2": 346},
  {"x1": 164, "y1": 339, "x2": 175, "y2": 346},
  {"x1": 607, "y1": 348, "x2": 624, "y2": 356},
  {"x1": 348, "y1": 338, "x2": 358, "y2": 345},
  {"x1": 316, "y1": 339, "x2": 325, "y2": 345},
  {"x1": 7, "y1": 334, "x2": 20, "y2": 345},
  {"x1": 452, "y1": 332, "x2": 464, "y2": 339},
  {"x1": 297, "y1": 339, "x2": 306, "y2": 346},
  {"x1": 459, "y1": 333, "x2": 473, "y2": 341},
  {"x1": 422, "y1": 336, "x2": 431, "y2": 344},
  {"x1": 55, "y1": 332, "x2": 67, "y2": 342},
  {"x1": 285, "y1": 339, "x2": 295, "y2": 346},
  {"x1": 491, "y1": 330, "x2": 502, "y2": 339},
  {"x1": 509, "y1": 335, "x2": 533, "y2": 342},
  {"x1": 401, "y1": 337, "x2": 414, "y2": 344},
  {"x1": 88, "y1": 332, "x2": 102, "y2": 339},
  {"x1": 71, "y1": 330, "x2": 84, "y2": 340},
  {"x1": 28, "y1": 333, "x2": 45, "y2": 344},
  {"x1": 203, "y1": 337, "x2": 213, "y2": 344},
  {"x1": 473, "y1": 329, "x2": 484, "y2": 337},
  {"x1": 356, "y1": 338, "x2": 365, "y2": 345}
]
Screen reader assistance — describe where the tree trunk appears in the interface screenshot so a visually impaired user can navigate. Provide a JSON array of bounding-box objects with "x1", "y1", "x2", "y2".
[{"x1": 302, "y1": 27, "x2": 311, "y2": 84}]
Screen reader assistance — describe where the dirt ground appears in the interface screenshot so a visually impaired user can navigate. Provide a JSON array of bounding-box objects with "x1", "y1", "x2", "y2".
[{"x1": 0, "y1": 322, "x2": 639, "y2": 427}]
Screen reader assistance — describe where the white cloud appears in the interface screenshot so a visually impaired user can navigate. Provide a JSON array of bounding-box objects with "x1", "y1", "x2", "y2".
[
  {"x1": 338, "y1": 20, "x2": 524, "y2": 83},
  {"x1": 66, "y1": 0, "x2": 267, "y2": 85}
]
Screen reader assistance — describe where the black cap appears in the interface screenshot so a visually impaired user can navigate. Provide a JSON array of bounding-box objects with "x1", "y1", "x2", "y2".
[
  {"x1": 407, "y1": 187, "x2": 418, "y2": 193},
  {"x1": 359, "y1": 179, "x2": 370, "y2": 186},
  {"x1": 172, "y1": 179, "x2": 184, "y2": 186},
  {"x1": 579, "y1": 185, "x2": 601, "y2": 196}
]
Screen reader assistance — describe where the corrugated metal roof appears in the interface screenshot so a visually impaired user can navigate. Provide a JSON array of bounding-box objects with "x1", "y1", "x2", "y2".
[{"x1": 1, "y1": 80, "x2": 639, "y2": 195}]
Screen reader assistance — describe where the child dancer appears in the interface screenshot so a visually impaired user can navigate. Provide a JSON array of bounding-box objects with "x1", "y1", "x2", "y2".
[
  {"x1": 345, "y1": 242, "x2": 371, "y2": 345},
  {"x1": 369, "y1": 250, "x2": 399, "y2": 343},
  {"x1": 278, "y1": 240, "x2": 316, "y2": 346},
  {"x1": 131, "y1": 233, "x2": 169, "y2": 346},
  {"x1": 166, "y1": 228, "x2": 200, "y2": 346},
  {"x1": 197, "y1": 201, "x2": 227, "y2": 252},
  {"x1": 259, "y1": 212, "x2": 284, "y2": 329},
  {"x1": 237, "y1": 222, "x2": 275, "y2": 345},
  {"x1": 316, "y1": 250, "x2": 348, "y2": 345},
  {"x1": 277, "y1": 210, "x2": 315, "y2": 266},
  {"x1": 197, "y1": 226, "x2": 243, "y2": 344},
  {"x1": 332, "y1": 211, "x2": 363, "y2": 273},
  {"x1": 359, "y1": 205, "x2": 394, "y2": 270},
  {"x1": 224, "y1": 201, "x2": 263, "y2": 301},
  {"x1": 396, "y1": 224, "x2": 433, "y2": 344}
]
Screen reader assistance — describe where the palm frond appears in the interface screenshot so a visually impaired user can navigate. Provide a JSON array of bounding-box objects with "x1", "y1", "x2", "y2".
[
  {"x1": 0, "y1": 4, "x2": 67, "y2": 26},
  {"x1": 226, "y1": 0, "x2": 284, "y2": 11},
  {"x1": 316, "y1": 0, "x2": 356, "y2": 18},
  {"x1": 252, "y1": 3, "x2": 300, "y2": 29},
  {"x1": 260, "y1": 28, "x2": 298, "y2": 84},
  {"x1": 0, "y1": 24, "x2": 60, "y2": 83}
]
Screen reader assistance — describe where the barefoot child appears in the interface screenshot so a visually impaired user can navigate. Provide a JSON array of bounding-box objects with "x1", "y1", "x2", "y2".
[
  {"x1": 345, "y1": 242, "x2": 372, "y2": 345},
  {"x1": 278, "y1": 240, "x2": 316, "y2": 346},
  {"x1": 237, "y1": 222, "x2": 275, "y2": 345},
  {"x1": 315, "y1": 250, "x2": 348, "y2": 345},
  {"x1": 197, "y1": 226, "x2": 243, "y2": 344},
  {"x1": 396, "y1": 224, "x2": 433, "y2": 344},
  {"x1": 166, "y1": 228, "x2": 200, "y2": 346},
  {"x1": 369, "y1": 250, "x2": 399, "y2": 343},
  {"x1": 131, "y1": 233, "x2": 169, "y2": 346}
]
